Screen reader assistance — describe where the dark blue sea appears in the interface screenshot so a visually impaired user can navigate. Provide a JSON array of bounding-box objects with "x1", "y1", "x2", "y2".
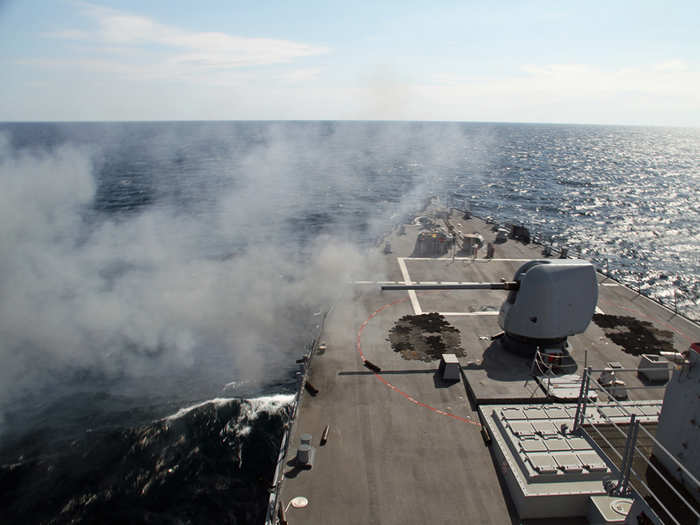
[{"x1": 0, "y1": 121, "x2": 698, "y2": 523}]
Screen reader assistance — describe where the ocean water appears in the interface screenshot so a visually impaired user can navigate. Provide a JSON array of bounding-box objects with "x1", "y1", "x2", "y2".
[{"x1": 0, "y1": 121, "x2": 698, "y2": 523}]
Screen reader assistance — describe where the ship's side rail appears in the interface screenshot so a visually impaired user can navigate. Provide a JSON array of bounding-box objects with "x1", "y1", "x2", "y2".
[
  {"x1": 441, "y1": 193, "x2": 697, "y2": 323},
  {"x1": 572, "y1": 366, "x2": 699, "y2": 525},
  {"x1": 478, "y1": 211, "x2": 697, "y2": 323},
  {"x1": 264, "y1": 307, "x2": 331, "y2": 525}
]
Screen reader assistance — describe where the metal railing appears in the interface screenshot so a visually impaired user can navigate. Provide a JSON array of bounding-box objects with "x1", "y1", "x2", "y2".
[
  {"x1": 264, "y1": 307, "x2": 331, "y2": 525},
  {"x1": 571, "y1": 366, "x2": 700, "y2": 525},
  {"x1": 441, "y1": 194, "x2": 699, "y2": 323},
  {"x1": 530, "y1": 348, "x2": 581, "y2": 395},
  {"x1": 531, "y1": 348, "x2": 580, "y2": 375}
]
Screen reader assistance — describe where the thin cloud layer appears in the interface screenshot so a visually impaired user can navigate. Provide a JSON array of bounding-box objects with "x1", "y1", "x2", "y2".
[
  {"x1": 415, "y1": 60, "x2": 700, "y2": 124},
  {"x1": 48, "y1": 2, "x2": 329, "y2": 71},
  {"x1": 4, "y1": 2, "x2": 699, "y2": 124}
]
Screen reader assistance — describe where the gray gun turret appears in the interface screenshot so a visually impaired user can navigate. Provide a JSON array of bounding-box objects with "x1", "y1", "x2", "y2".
[{"x1": 382, "y1": 259, "x2": 598, "y2": 356}]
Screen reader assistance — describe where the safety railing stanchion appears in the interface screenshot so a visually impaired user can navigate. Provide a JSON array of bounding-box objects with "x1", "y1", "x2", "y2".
[
  {"x1": 573, "y1": 366, "x2": 591, "y2": 432},
  {"x1": 611, "y1": 414, "x2": 640, "y2": 497}
]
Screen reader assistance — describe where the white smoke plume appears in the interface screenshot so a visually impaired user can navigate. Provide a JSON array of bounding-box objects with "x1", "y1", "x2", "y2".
[{"x1": 0, "y1": 123, "x2": 487, "y2": 433}]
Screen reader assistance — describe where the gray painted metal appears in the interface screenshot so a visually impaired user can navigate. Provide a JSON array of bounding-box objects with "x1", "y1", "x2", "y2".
[
  {"x1": 573, "y1": 367, "x2": 592, "y2": 432},
  {"x1": 271, "y1": 206, "x2": 700, "y2": 525},
  {"x1": 381, "y1": 282, "x2": 518, "y2": 290},
  {"x1": 612, "y1": 415, "x2": 640, "y2": 497}
]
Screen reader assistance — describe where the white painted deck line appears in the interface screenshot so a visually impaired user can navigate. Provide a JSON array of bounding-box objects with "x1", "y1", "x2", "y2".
[
  {"x1": 440, "y1": 312, "x2": 499, "y2": 316},
  {"x1": 601, "y1": 283, "x2": 620, "y2": 287},
  {"x1": 397, "y1": 257, "x2": 422, "y2": 315}
]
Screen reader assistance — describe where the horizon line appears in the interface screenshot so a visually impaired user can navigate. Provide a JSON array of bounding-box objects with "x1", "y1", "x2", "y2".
[{"x1": 1, "y1": 119, "x2": 698, "y2": 130}]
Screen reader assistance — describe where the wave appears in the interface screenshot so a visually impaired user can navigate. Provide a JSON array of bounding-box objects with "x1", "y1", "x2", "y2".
[
  {"x1": 0, "y1": 395, "x2": 295, "y2": 524},
  {"x1": 165, "y1": 394, "x2": 295, "y2": 421}
]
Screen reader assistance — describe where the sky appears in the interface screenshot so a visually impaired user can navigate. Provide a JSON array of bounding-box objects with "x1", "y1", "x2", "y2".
[{"x1": 1, "y1": 0, "x2": 699, "y2": 125}]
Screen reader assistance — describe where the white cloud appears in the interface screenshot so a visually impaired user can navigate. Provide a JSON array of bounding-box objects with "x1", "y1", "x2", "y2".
[
  {"x1": 9, "y1": 1, "x2": 699, "y2": 126},
  {"x1": 274, "y1": 68, "x2": 322, "y2": 83},
  {"x1": 43, "y1": 2, "x2": 329, "y2": 76},
  {"x1": 519, "y1": 63, "x2": 596, "y2": 76},
  {"x1": 653, "y1": 59, "x2": 689, "y2": 72},
  {"x1": 426, "y1": 60, "x2": 700, "y2": 99},
  {"x1": 413, "y1": 60, "x2": 700, "y2": 125}
]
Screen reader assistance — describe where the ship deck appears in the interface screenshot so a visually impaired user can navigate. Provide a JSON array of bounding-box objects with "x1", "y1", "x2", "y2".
[{"x1": 275, "y1": 207, "x2": 700, "y2": 525}]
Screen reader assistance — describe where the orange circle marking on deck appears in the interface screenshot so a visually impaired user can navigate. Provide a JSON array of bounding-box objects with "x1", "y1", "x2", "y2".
[{"x1": 356, "y1": 298, "x2": 482, "y2": 427}]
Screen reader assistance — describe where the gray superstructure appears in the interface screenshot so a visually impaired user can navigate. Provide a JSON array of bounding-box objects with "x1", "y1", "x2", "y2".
[{"x1": 270, "y1": 201, "x2": 700, "y2": 524}]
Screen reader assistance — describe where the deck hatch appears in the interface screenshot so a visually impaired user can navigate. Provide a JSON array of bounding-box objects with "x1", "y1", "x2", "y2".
[
  {"x1": 577, "y1": 452, "x2": 608, "y2": 472},
  {"x1": 565, "y1": 437, "x2": 592, "y2": 451},
  {"x1": 623, "y1": 405, "x2": 646, "y2": 417},
  {"x1": 543, "y1": 436, "x2": 570, "y2": 451},
  {"x1": 509, "y1": 421, "x2": 536, "y2": 437},
  {"x1": 501, "y1": 407, "x2": 526, "y2": 420},
  {"x1": 531, "y1": 420, "x2": 559, "y2": 436},
  {"x1": 555, "y1": 453, "x2": 584, "y2": 473},
  {"x1": 598, "y1": 406, "x2": 624, "y2": 418},
  {"x1": 519, "y1": 437, "x2": 547, "y2": 452},
  {"x1": 527, "y1": 454, "x2": 558, "y2": 474},
  {"x1": 544, "y1": 407, "x2": 568, "y2": 419},
  {"x1": 523, "y1": 407, "x2": 547, "y2": 420}
]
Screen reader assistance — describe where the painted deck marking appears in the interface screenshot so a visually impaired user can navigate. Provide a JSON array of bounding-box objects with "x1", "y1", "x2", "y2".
[
  {"x1": 356, "y1": 298, "x2": 481, "y2": 428},
  {"x1": 393, "y1": 257, "x2": 511, "y2": 317},
  {"x1": 397, "y1": 257, "x2": 422, "y2": 315},
  {"x1": 439, "y1": 311, "x2": 499, "y2": 316}
]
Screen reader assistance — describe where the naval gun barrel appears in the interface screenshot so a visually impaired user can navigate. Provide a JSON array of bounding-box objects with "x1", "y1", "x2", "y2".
[{"x1": 381, "y1": 281, "x2": 519, "y2": 291}]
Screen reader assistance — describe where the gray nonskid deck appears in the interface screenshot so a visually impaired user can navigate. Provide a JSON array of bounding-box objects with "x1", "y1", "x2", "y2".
[
  {"x1": 274, "y1": 208, "x2": 700, "y2": 525},
  {"x1": 278, "y1": 293, "x2": 514, "y2": 525}
]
